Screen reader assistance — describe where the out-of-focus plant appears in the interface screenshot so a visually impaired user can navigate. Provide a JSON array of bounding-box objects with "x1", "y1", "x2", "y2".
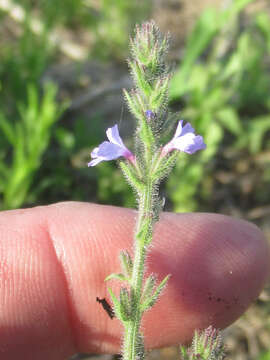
[
  {"x1": 8, "y1": 0, "x2": 150, "y2": 60},
  {"x1": 96, "y1": 162, "x2": 136, "y2": 208},
  {"x1": 168, "y1": 0, "x2": 270, "y2": 212},
  {"x1": 0, "y1": 19, "x2": 53, "y2": 106},
  {"x1": 0, "y1": 83, "x2": 64, "y2": 209},
  {"x1": 0, "y1": 12, "x2": 65, "y2": 209},
  {"x1": 260, "y1": 350, "x2": 270, "y2": 360},
  {"x1": 92, "y1": 0, "x2": 151, "y2": 59},
  {"x1": 0, "y1": 0, "x2": 151, "y2": 209}
]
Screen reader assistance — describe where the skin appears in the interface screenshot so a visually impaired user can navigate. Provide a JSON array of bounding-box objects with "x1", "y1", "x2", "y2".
[{"x1": 0, "y1": 201, "x2": 269, "y2": 360}]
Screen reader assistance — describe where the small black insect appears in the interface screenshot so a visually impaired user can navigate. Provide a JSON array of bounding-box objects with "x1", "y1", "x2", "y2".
[{"x1": 96, "y1": 297, "x2": 115, "y2": 319}]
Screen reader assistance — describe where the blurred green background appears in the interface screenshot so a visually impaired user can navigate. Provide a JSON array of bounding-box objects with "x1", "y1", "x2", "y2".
[{"x1": 0, "y1": 0, "x2": 269, "y2": 359}]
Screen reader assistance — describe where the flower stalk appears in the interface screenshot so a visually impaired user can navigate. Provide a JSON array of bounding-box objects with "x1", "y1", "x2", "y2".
[{"x1": 89, "y1": 21, "x2": 206, "y2": 360}]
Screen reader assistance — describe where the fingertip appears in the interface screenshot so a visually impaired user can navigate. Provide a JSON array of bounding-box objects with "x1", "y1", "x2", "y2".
[{"x1": 142, "y1": 212, "x2": 270, "y2": 347}]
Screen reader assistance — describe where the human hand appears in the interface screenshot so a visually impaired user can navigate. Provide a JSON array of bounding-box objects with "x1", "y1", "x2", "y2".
[{"x1": 0, "y1": 202, "x2": 269, "y2": 360}]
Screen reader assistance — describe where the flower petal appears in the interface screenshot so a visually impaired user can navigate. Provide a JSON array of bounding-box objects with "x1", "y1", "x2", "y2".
[
  {"x1": 181, "y1": 122, "x2": 195, "y2": 136},
  {"x1": 88, "y1": 157, "x2": 103, "y2": 167},
  {"x1": 88, "y1": 125, "x2": 134, "y2": 166},
  {"x1": 174, "y1": 120, "x2": 195, "y2": 139},
  {"x1": 172, "y1": 133, "x2": 206, "y2": 154},
  {"x1": 145, "y1": 110, "x2": 155, "y2": 120},
  {"x1": 95, "y1": 141, "x2": 127, "y2": 160},
  {"x1": 106, "y1": 124, "x2": 125, "y2": 147},
  {"x1": 173, "y1": 120, "x2": 184, "y2": 138}
]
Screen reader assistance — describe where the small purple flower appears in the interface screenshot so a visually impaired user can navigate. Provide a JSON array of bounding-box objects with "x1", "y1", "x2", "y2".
[
  {"x1": 145, "y1": 110, "x2": 156, "y2": 120},
  {"x1": 88, "y1": 124, "x2": 135, "y2": 166},
  {"x1": 162, "y1": 120, "x2": 206, "y2": 156}
]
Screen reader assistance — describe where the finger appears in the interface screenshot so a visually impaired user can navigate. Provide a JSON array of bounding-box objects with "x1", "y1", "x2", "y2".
[{"x1": 0, "y1": 202, "x2": 268, "y2": 360}]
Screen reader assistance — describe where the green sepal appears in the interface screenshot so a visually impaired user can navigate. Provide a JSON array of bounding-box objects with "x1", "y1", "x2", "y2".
[
  {"x1": 152, "y1": 196, "x2": 165, "y2": 224},
  {"x1": 139, "y1": 120, "x2": 156, "y2": 152},
  {"x1": 119, "y1": 287, "x2": 132, "y2": 322},
  {"x1": 192, "y1": 327, "x2": 225, "y2": 360},
  {"x1": 149, "y1": 76, "x2": 169, "y2": 112},
  {"x1": 140, "y1": 274, "x2": 170, "y2": 312},
  {"x1": 141, "y1": 274, "x2": 156, "y2": 303},
  {"x1": 119, "y1": 250, "x2": 133, "y2": 278},
  {"x1": 123, "y1": 89, "x2": 143, "y2": 120},
  {"x1": 152, "y1": 151, "x2": 179, "y2": 182},
  {"x1": 132, "y1": 21, "x2": 169, "y2": 77},
  {"x1": 129, "y1": 60, "x2": 152, "y2": 97},
  {"x1": 124, "y1": 90, "x2": 156, "y2": 154},
  {"x1": 105, "y1": 273, "x2": 128, "y2": 282},
  {"x1": 119, "y1": 161, "x2": 144, "y2": 193}
]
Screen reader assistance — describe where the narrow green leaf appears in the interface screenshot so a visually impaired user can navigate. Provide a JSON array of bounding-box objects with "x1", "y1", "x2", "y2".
[
  {"x1": 217, "y1": 107, "x2": 242, "y2": 136},
  {"x1": 141, "y1": 275, "x2": 170, "y2": 312},
  {"x1": 0, "y1": 160, "x2": 9, "y2": 180},
  {"x1": 139, "y1": 119, "x2": 155, "y2": 151},
  {"x1": 123, "y1": 89, "x2": 143, "y2": 120},
  {"x1": 180, "y1": 345, "x2": 189, "y2": 360},
  {"x1": 108, "y1": 287, "x2": 122, "y2": 321},
  {"x1": 247, "y1": 116, "x2": 270, "y2": 154},
  {"x1": 119, "y1": 161, "x2": 144, "y2": 193},
  {"x1": 0, "y1": 113, "x2": 15, "y2": 145},
  {"x1": 105, "y1": 273, "x2": 128, "y2": 282}
]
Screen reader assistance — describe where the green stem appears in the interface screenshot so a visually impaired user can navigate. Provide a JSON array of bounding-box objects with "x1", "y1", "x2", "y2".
[{"x1": 123, "y1": 179, "x2": 154, "y2": 360}]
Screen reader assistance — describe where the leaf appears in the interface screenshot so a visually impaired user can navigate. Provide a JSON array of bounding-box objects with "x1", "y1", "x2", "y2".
[
  {"x1": 179, "y1": 345, "x2": 189, "y2": 360},
  {"x1": 201, "y1": 121, "x2": 223, "y2": 162},
  {"x1": 170, "y1": 0, "x2": 255, "y2": 100},
  {"x1": 170, "y1": 8, "x2": 219, "y2": 99},
  {"x1": 105, "y1": 273, "x2": 128, "y2": 282},
  {"x1": 140, "y1": 274, "x2": 170, "y2": 312},
  {"x1": 108, "y1": 287, "x2": 122, "y2": 321},
  {"x1": 223, "y1": 0, "x2": 255, "y2": 22},
  {"x1": 217, "y1": 107, "x2": 242, "y2": 135},
  {"x1": 0, "y1": 113, "x2": 16, "y2": 145},
  {"x1": 119, "y1": 161, "x2": 144, "y2": 193},
  {"x1": 123, "y1": 89, "x2": 143, "y2": 120},
  {"x1": 256, "y1": 13, "x2": 270, "y2": 52},
  {"x1": 247, "y1": 116, "x2": 270, "y2": 154}
]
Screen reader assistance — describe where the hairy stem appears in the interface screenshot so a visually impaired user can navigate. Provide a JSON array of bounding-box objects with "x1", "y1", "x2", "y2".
[{"x1": 123, "y1": 179, "x2": 154, "y2": 360}]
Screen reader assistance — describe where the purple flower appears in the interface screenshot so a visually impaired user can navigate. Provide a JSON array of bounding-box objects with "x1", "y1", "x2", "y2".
[
  {"x1": 145, "y1": 110, "x2": 156, "y2": 120},
  {"x1": 88, "y1": 124, "x2": 135, "y2": 166},
  {"x1": 162, "y1": 120, "x2": 206, "y2": 156}
]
